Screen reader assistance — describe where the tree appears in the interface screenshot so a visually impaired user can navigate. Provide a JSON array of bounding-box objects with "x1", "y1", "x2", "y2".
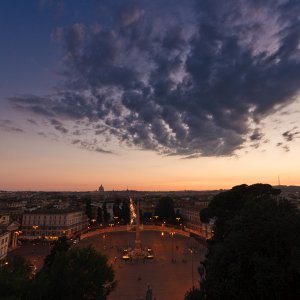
[
  {"x1": 154, "y1": 196, "x2": 176, "y2": 224},
  {"x1": 0, "y1": 255, "x2": 31, "y2": 300},
  {"x1": 85, "y1": 197, "x2": 93, "y2": 221},
  {"x1": 102, "y1": 202, "x2": 110, "y2": 223},
  {"x1": 43, "y1": 236, "x2": 71, "y2": 268},
  {"x1": 29, "y1": 246, "x2": 116, "y2": 300},
  {"x1": 143, "y1": 212, "x2": 152, "y2": 222},
  {"x1": 198, "y1": 184, "x2": 300, "y2": 300},
  {"x1": 184, "y1": 288, "x2": 201, "y2": 300},
  {"x1": 97, "y1": 206, "x2": 103, "y2": 223},
  {"x1": 112, "y1": 200, "x2": 122, "y2": 220},
  {"x1": 121, "y1": 200, "x2": 130, "y2": 224}
]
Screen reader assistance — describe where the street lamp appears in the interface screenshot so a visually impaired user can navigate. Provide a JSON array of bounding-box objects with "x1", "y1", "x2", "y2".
[
  {"x1": 32, "y1": 225, "x2": 38, "y2": 238},
  {"x1": 170, "y1": 232, "x2": 175, "y2": 262},
  {"x1": 103, "y1": 234, "x2": 106, "y2": 250},
  {"x1": 189, "y1": 248, "x2": 195, "y2": 289},
  {"x1": 113, "y1": 216, "x2": 118, "y2": 225}
]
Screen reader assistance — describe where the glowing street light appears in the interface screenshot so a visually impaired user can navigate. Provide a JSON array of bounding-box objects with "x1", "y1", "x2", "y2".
[
  {"x1": 102, "y1": 234, "x2": 106, "y2": 250},
  {"x1": 113, "y1": 216, "x2": 119, "y2": 225},
  {"x1": 189, "y1": 248, "x2": 195, "y2": 289},
  {"x1": 32, "y1": 225, "x2": 38, "y2": 237},
  {"x1": 170, "y1": 232, "x2": 175, "y2": 262}
]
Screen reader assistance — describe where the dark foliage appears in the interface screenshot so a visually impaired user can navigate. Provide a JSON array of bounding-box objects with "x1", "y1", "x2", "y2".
[
  {"x1": 198, "y1": 184, "x2": 300, "y2": 300},
  {"x1": 184, "y1": 288, "x2": 201, "y2": 300},
  {"x1": 0, "y1": 256, "x2": 31, "y2": 300},
  {"x1": 154, "y1": 196, "x2": 176, "y2": 224},
  {"x1": 28, "y1": 246, "x2": 116, "y2": 300},
  {"x1": 102, "y1": 202, "x2": 110, "y2": 223},
  {"x1": 96, "y1": 206, "x2": 103, "y2": 223},
  {"x1": 121, "y1": 200, "x2": 131, "y2": 224},
  {"x1": 85, "y1": 197, "x2": 93, "y2": 221},
  {"x1": 43, "y1": 236, "x2": 71, "y2": 268}
]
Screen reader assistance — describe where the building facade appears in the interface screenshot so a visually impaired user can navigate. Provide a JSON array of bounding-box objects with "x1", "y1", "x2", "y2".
[
  {"x1": 20, "y1": 210, "x2": 88, "y2": 240},
  {"x1": 0, "y1": 231, "x2": 10, "y2": 261},
  {"x1": 0, "y1": 214, "x2": 20, "y2": 249}
]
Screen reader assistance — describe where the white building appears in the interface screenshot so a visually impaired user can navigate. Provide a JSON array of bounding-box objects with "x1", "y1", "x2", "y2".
[
  {"x1": 0, "y1": 214, "x2": 20, "y2": 249},
  {"x1": 20, "y1": 209, "x2": 88, "y2": 240},
  {"x1": 0, "y1": 231, "x2": 10, "y2": 261}
]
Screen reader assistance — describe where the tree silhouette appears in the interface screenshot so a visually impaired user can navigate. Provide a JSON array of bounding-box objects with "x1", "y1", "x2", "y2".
[
  {"x1": 29, "y1": 246, "x2": 116, "y2": 300},
  {"x1": 154, "y1": 196, "x2": 176, "y2": 224},
  {"x1": 198, "y1": 184, "x2": 300, "y2": 300}
]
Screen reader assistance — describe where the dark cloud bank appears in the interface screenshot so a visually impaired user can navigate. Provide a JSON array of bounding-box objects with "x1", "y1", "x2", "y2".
[{"x1": 10, "y1": 0, "x2": 300, "y2": 156}]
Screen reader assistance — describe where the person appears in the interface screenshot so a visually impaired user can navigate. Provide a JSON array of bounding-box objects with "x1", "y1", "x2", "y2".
[{"x1": 146, "y1": 284, "x2": 153, "y2": 300}]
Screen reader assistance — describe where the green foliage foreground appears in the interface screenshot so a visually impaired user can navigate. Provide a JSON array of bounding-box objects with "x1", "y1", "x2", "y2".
[
  {"x1": 0, "y1": 239, "x2": 116, "y2": 300},
  {"x1": 198, "y1": 184, "x2": 300, "y2": 300}
]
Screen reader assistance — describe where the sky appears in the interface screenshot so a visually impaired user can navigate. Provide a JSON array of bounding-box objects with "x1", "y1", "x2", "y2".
[{"x1": 0, "y1": 0, "x2": 300, "y2": 191}]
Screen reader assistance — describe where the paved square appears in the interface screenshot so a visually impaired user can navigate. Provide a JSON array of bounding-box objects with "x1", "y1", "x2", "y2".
[{"x1": 79, "y1": 231, "x2": 206, "y2": 300}]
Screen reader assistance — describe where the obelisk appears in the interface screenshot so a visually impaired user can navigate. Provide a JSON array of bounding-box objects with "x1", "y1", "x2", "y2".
[{"x1": 134, "y1": 199, "x2": 142, "y2": 255}]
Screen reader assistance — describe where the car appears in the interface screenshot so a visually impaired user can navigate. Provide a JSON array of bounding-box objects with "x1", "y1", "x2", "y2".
[
  {"x1": 29, "y1": 264, "x2": 37, "y2": 275},
  {"x1": 145, "y1": 249, "x2": 154, "y2": 259},
  {"x1": 122, "y1": 249, "x2": 131, "y2": 260}
]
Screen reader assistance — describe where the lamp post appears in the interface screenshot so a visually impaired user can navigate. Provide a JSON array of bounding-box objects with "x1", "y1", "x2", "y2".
[
  {"x1": 189, "y1": 248, "x2": 195, "y2": 289},
  {"x1": 103, "y1": 234, "x2": 106, "y2": 250},
  {"x1": 170, "y1": 232, "x2": 175, "y2": 262},
  {"x1": 32, "y1": 225, "x2": 38, "y2": 238},
  {"x1": 113, "y1": 216, "x2": 118, "y2": 226}
]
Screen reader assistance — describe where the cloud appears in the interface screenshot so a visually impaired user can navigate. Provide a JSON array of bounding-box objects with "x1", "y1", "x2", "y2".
[
  {"x1": 71, "y1": 139, "x2": 112, "y2": 154},
  {"x1": 0, "y1": 120, "x2": 24, "y2": 133},
  {"x1": 27, "y1": 119, "x2": 38, "y2": 125},
  {"x1": 249, "y1": 129, "x2": 264, "y2": 141},
  {"x1": 282, "y1": 127, "x2": 300, "y2": 142},
  {"x1": 50, "y1": 119, "x2": 68, "y2": 134},
  {"x1": 10, "y1": 0, "x2": 300, "y2": 156},
  {"x1": 38, "y1": 132, "x2": 47, "y2": 138}
]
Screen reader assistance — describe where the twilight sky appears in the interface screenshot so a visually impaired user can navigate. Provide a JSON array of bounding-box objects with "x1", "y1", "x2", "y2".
[{"x1": 1, "y1": 0, "x2": 300, "y2": 191}]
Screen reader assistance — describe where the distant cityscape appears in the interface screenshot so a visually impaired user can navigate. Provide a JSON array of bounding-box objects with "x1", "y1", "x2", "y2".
[{"x1": 1, "y1": 184, "x2": 299, "y2": 262}]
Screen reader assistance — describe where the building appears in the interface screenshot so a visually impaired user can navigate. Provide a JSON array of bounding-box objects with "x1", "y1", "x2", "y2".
[
  {"x1": 0, "y1": 230, "x2": 10, "y2": 261},
  {"x1": 0, "y1": 214, "x2": 20, "y2": 249},
  {"x1": 20, "y1": 209, "x2": 88, "y2": 241},
  {"x1": 98, "y1": 185, "x2": 104, "y2": 193},
  {"x1": 180, "y1": 198, "x2": 210, "y2": 226},
  {"x1": 180, "y1": 197, "x2": 214, "y2": 238}
]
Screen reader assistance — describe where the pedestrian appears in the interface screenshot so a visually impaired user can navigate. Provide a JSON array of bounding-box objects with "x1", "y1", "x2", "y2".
[{"x1": 146, "y1": 284, "x2": 153, "y2": 300}]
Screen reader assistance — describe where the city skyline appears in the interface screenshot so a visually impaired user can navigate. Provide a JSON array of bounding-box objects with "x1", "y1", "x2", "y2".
[{"x1": 1, "y1": 0, "x2": 300, "y2": 191}]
